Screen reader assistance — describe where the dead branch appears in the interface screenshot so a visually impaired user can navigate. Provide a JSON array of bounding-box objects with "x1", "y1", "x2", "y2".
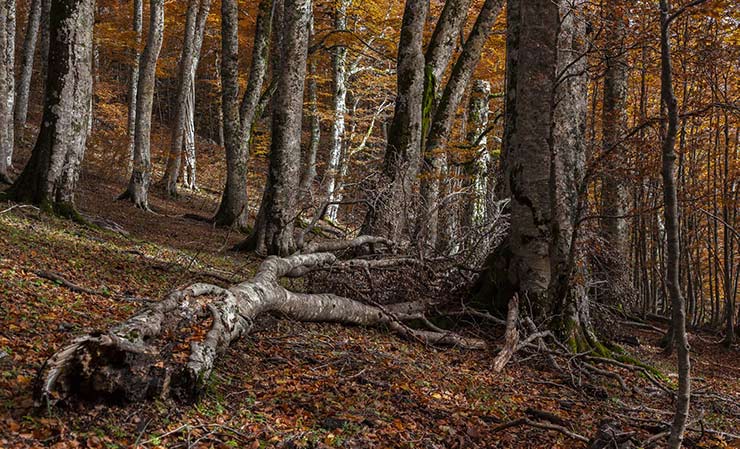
[{"x1": 493, "y1": 294, "x2": 519, "y2": 372}]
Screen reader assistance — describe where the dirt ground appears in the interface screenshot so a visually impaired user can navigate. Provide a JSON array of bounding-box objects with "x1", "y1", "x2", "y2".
[{"x1": 1, "y1": 162, "x2": 738, "y2": 448}]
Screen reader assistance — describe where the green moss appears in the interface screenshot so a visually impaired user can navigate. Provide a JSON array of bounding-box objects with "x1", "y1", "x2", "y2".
[{"x1": 421, "y1": 64, "x2": 436, "y2": 145}]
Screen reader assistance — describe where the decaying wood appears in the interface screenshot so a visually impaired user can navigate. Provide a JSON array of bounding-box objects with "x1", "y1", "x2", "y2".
[
  {"x1": 36, "y1": 246, "x2": 486, "y2": 407},
  {"x1": 493, "y1": 294, "x2": 519, "y2": 372}
]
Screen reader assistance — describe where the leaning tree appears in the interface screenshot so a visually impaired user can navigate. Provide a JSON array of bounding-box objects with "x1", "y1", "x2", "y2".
[{"x1": 2, "y1": 0, "x2": 94, "y2": 216}]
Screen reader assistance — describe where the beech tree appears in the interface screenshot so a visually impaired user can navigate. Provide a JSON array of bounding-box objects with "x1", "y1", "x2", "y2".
[
  {"x1": 1, "y1": 0, "x2": 14, "y2": 173},
  {"x1": 3, "y1": 0, "x2": 94, "y2": 215},
  {"x1": 125, "y1": 0, "x2": 142, "y2": 173},
  {"x1": 244, "y1": 0, "x2": 311, "y2": 256},
  {"x1": 161, "y1": 0, "x2": 211, "y2": 197},
  {"x1": 212, "y1": 0, "x2": 273, "y2": 230},
  {"x1": 119, "y1": 0, "x2": 164, "y2": 209},
  {"x1": 417, "y1": 0, "x2": 504, "y2": 250},
  {"x1": 474, "y1": 0, "x2": 595, "y2": 345},
  {"x1": 361, "y1": 0, "x2": 427, "y2": 242},
  {"x1": 0, "y1": 0, "x2": 12, "y2": 184},
  {"x1": 14, "y1": 0, "x2": 42, "y2": 139}
]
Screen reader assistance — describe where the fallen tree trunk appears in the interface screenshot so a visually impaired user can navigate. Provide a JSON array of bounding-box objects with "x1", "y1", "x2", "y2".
[{"x1": 36, "y1": 250, "x2": 485, "y2": 407}]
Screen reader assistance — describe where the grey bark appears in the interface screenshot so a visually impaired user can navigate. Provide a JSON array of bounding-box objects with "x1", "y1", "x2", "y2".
[
  {"x1": 299, "y1": 55, "x2": 320, "y2": 195},
  {"x1": 361, "y1": 0, "x2": 428, "y2": 242},
  {"x1": 247, "y1": 0, "x2": 311, "y2": 256},
  {"x1": 5, "y1": 0, "x2": 94, "y2": 214},
  {"x1": 36, "y1": 249, "x2": 484, "y2": 406},
  {"x1": 424, "y1": 0, "x2": 471, "y2": 85},
  {"x1": 126, "y1": 0, "x2": 142, "y2": 174},
  {"x1": 461, "y1": 80, "x2": 491, "y2": 240},
  {"x1": 659, "y1": 1, "x2": 691, "y2": 447},
  {"x1": 547, "y1": 0, "x2": 591, "y2": 341},
  {"x1": 2, "y1": 0, "x2": 14, "y2": 169},
  {"x1": 0, "y1": 0, "x2": 11, "y2": 183},
  {"x1": 497, "y1": 0, "x2": 560, "y2": 314},
  {"x1": 600, "y1": 0, "x2": 630, "y2": 274},
  {"x1": 213, "y1": 0, "x2": 273, "y2": 230},
  {"x1": 120, "y1": 0, "x2": 165, "y2": 209},
  {"x1": 324, "y1": 0, "x2": 350, "y2": 223},
  {"x1": 418, "y1": 0, "x2": 504, "y2": 250},
  {"x1": 162, "y1": 0, "x2": 211, "y2": 197},
  {"x1": 14, "y1": 0, "x2": 42, "y2": 139},
  {"x1": 182, "y1": 78, "x2": 197, "y2": 190}
]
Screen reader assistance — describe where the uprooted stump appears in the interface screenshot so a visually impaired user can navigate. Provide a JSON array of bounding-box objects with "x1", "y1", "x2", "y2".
[{"x1": 36, "y1": 250, "x2": 486, "y2": 407}]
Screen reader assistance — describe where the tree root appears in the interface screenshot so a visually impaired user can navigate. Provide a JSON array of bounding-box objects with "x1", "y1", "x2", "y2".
[{"x1": 36, "y1": 251, "x2": 486, "y2": 407}]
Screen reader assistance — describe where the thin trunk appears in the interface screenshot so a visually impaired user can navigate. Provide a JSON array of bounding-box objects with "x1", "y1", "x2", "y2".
[
  {"x1": 182, "y1": 77, "x2": 197, "y2": 190},
  {"x1": 418, "y1": 0, "x2": 504, "y2": 250},
  {"x1": 324, "y1": 0, "x2": 349, "y2": 223},
  {"x1": 162, "y1": 0, "x2": 211, "y2": 196},
  {"x1": 659, "y1": 2, "x2": 691, "y2": 447},
  {"x1": 120, "y1": 0, "x2": 165, "y2": 210},
  {"x1": 0, "y1": 0, "x2": 11, "y2": 183},
  {"x1": 14, "y1": 0, "x2": 42, "y2": 139},
  {"x1": 299, "y1": 55, "x2": 320, "y2": 196},
  {"x1": 600, "y1": 0, "x2": 629, "y2": 274},
  {"x1": 126, "y1": 0, "x2": 143, "y2": 175},
  {"x1": 461, "y1": 80, "x2": 491, "y2": 243},
  {"x1": 361, "y1": 0, "x2": 428, "y2": 241},
  {"x1": 5, "y1": 0, "x2": 94, "y2": 216},
  {"x1": 3, "y1": 0, "x2": 15, "y2": 169}
]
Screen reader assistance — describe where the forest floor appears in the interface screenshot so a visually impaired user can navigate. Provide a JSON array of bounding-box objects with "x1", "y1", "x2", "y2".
[{"x1": 1, "y1": 165, "x2": 739, "y2": 449}]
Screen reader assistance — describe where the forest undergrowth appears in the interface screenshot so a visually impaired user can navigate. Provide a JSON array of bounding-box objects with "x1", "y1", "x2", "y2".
[{"x1": 0, "y1": 164, "x2": 738, "y2": 449}]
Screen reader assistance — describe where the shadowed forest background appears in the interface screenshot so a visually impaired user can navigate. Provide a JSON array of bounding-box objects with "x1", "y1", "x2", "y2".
[{"x1": 0, "y1": 0, "x2": 738, "y2": 447}]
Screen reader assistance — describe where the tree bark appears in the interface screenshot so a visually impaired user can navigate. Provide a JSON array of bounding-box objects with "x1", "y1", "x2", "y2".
[
  {"x1": 659, "y1": 2, "x2": 691, "y2": 448},
  {"x1": 299, "y1": 54, "x2": 320, "y2": 196},
  {"x1": 600, "y1": 0, "x2": 630, "y2": 289},
  {"x1": 120, "y1": 0, "x2": 164, "y2": 210},
  {"x1": 162, "y1": 0, "x2": 211, "y2": 197},
  {"x1": 361, "y1": 0, "x2": 428, "y2": 242},
  {"x1": 418, "y1": 0, "x2": 504, "y2": 250},
  {"x1": 35, "y1": 249, "x2": 485, "y2": 406},
  {"x1": 213, "y1": 0, "x2": 273, "y2": 230},
  {"x1": 14, "y1": 0, "x2": 42, "y2": 140},
  {"x1": 2, "y1": 0, "x2": 15, "y2": 170},
  {"x1": 245, "y1": 0, "x2": 310, "y2": 256},
  {"x1": 4, "y1": 0, "x2": 94, "y2": 216},
  {"x1": 324, "y1": 0, "x2": 349, "y2": 223},
  {"x1": 126, "y1": 0, "x2": 142, "y2": 175},
  {"x1": 0, "y1": 0, "x2": 11, "y2": 184}
]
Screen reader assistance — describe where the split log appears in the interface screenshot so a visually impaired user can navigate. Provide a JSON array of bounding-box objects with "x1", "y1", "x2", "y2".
[{"x1": 36, "y1": 251, "x2": 485, "y2": 407}]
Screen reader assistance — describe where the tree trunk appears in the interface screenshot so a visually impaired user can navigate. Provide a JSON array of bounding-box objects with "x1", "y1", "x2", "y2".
[
  {"x1": 213, "y1": 0, "x2": 273, "y2": 230},
  {"x1": 361, "y1": 0, "x2": 428, "y2": 242},
  {"x1": 659, "y1": 2, "x2": 691, "y2": 448},
  {"x1": 245, "y1": 0, "x2": 310, "y2": 256},
  {"x1": 548, "y1": 0, "x2": 592, "y2": 344},
  {"x1": 2, "y1": 0, "x2": 14, "y2": 170},
  {"x1": 4, "y1": 0, "x2": 94, "y2": 216},
  {"x1": 299, "y1": 54, "x2": 320, "y2": 196},
  {"x1": 13, "y1": 0, "x2": 42, "y2": 140},
  {"x1": 126, "y1": 0, "x2": 142, "y2": 175},
  {"x1": 324, "y1": 0, "x2": 349, "y2": 223},
  {"x1": 36, "y1": 249, "x2": 485, "y2": 407},
  {"x1": 418, "y1": 0, "x2": 504, "y2": 250},
  {"x1": 120, "y1": 0, "x2": 164, "y2": 210},
  {"x1": 600, "y1": 0, "x2": 630, "y2": 293},
  {"x1": 182, "y1": 78, "x2": 197, "y2": 190},
  {"x1": 461, "y1": 80, "x2": 491, "y2": 247},
  {"x1": 162, "y1": 0, "x2": 210, "y2": 197},
  {"x1": 0, "y1": 0, "x2": 11, "y2": 184}
]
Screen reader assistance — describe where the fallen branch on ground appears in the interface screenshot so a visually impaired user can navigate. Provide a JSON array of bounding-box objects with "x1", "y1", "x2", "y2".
[{"x1": 36, "y1": 246, "x2": 486, "y2": 407}]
